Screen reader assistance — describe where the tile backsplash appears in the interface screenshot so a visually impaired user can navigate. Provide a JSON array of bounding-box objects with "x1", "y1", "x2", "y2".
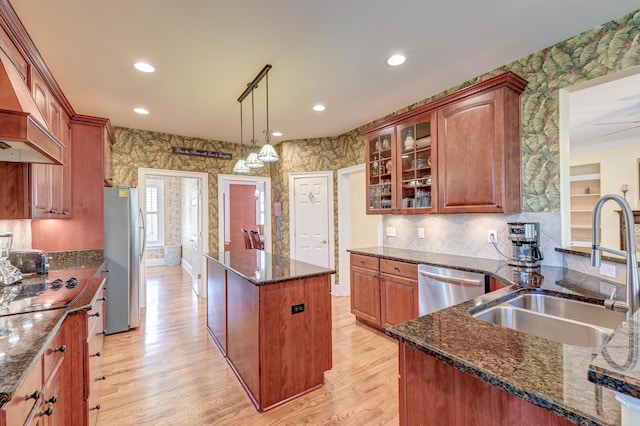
[{"x1": 382, "y1": 212, "x2": 563, "y2": 267}]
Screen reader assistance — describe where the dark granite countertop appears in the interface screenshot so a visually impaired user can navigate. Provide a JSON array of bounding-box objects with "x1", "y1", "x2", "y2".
[
  {"x1": 0, "y1": 261, "x2": 106, "y2": 406},
  {"x1": 205, "y1": 249, "x2": 335, "y2": 285},
  {"x1": 349, "y1": 247, "x2": 623, "y2": 425}
]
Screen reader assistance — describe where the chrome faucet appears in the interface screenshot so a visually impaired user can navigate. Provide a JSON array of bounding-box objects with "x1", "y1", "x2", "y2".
[{"x1": 591, "y1": 194, "x2": 639, "y2": 318}]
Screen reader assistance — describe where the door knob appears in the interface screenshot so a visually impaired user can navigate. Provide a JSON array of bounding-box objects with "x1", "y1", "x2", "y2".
[{"x1": 322, "y1": 240, "x2": 328, "y2": 244}]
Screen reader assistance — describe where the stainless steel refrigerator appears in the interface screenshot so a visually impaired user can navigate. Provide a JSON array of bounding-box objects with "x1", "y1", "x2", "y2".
[{"x1": 104, "y1": 187, "x2": 145, "y2": 334}]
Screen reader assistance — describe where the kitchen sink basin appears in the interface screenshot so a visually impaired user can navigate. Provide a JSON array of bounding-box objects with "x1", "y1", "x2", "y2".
[{"x1": 472, "y1": 293, "x2": 626, "y2": 347}]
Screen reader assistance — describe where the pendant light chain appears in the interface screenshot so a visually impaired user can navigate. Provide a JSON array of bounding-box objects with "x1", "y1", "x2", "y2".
[{"x1": 264, "y1": 72, "x2": 271, "y2": 144}]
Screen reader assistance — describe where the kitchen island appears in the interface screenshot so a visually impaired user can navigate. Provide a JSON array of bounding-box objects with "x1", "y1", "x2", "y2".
[
  {"x1": 204, "y1": 249, "x2": 335, "y2": 412},
  {"x1": 350, "y1": 247, "x2": 624, "y2": 425}
]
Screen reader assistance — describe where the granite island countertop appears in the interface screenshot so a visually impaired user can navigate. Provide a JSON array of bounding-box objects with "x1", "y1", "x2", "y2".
[
  {"x1": 349, "y1": 247, "x2": 624, "y2": 425},
  {"x1": 205, "y1": 249, "x2": 335, "y2": 285},
  {"x1": 0, "y1": 260, "x2": 106, "y2": 406}
]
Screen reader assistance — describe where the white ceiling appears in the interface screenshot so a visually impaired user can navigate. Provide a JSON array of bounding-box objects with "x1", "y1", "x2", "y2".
[{"x1": 7, "y1": 1, "x2": 639, "y2": 145}]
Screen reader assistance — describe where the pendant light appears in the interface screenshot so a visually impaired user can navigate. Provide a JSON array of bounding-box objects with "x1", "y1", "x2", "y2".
[
  {"x1": 257, "y1": 71, "x2": 279, "y2": 162},
  {"x1": 232, "y1": 101, "x2": 250, "y2": 174},
  {"x1": 245, "y1": 89, "x2": 264, "y2": 169}
]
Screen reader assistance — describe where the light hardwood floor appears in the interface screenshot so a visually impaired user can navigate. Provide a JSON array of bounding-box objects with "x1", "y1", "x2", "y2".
[{"x1": 98, "y1": 266, "x2": 399, "y2": 425}]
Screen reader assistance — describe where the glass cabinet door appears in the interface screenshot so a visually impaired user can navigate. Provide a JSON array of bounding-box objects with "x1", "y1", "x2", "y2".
[
  {"x1": 366, "y1": 128, "x2": 394, "y2": 213},
  {"x1": 397, "y1": 112, "x2": 435, "y2": 213}
]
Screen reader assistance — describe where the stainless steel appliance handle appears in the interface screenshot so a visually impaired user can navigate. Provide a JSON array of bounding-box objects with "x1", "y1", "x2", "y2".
[
  {"x1": 419, "y1": 270, "x2": 482, "y2": 287},
  {"x1": 139, "y1": 208, "x2": 146, "y2": 261}
]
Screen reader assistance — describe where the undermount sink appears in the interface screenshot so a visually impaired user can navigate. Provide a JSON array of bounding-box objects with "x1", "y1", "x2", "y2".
[{"x1": 472, "y1": 293, "x2": 626, "y2": 347}]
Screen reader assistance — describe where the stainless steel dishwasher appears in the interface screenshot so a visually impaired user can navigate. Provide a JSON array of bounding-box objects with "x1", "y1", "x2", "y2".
[{"x1": 418, "y1": 265, "x2": 489, "y2": 315}]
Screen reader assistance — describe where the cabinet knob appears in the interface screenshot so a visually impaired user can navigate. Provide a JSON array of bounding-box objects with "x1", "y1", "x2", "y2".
[
  {"x1": 45, "y1": 395, "x2": 58, "y2": 404},
  {"x1": 25, "y1": 390, "x2": 41, "y2": 400},
  {"x1": 58, "y1": 211, "x2": 66, "y2": 215},
  {"x1": 91, "y1": 351, "x2": 102, "y2": 357},
  {"x1": 100, "y1": 330, "x2": 107, "y2": 336},
  {"x1": 47, "y1": 209, "x2": 57, "y2": 214},
  {"x1": 39, "y1": 407, "x2": 54, "y2": 417},
  {"x1": 89, "y1": 312, "x2": 100, "y2": 318},
  {"x1": 96, "y1": 376, "x2": 106, "y2": 381},
  {"x1": 394, "y1": 266, "x2": 400, "y2": 271},
  {"x1": 91, "y1": 404, "x2": 101, "y2": 411},
  {"x1": 98, "y1": 297, "x2": 106, "y2": 301},
  {"x1": 360, "y1": 260, "x2": 365, "y2": 264},
  {"x1": 54, "y1": 345, "x2": 66, "y2": 353}
]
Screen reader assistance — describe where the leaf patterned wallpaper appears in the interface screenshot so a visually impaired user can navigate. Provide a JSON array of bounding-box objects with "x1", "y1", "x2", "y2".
[{"x1": 112, "y1": 9, "x2": 640, "y2": 262}]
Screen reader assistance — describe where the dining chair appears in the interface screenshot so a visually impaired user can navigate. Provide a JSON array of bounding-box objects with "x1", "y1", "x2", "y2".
[
  {"x1": 250, "y1": 230, "x2": 263, "y2": 249},
  {"x1": 241, "y1": 228, "x2": 252, "y2": 249}
]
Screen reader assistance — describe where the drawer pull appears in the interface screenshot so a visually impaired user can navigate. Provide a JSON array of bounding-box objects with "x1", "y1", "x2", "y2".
[
  {"x1": 54, "y1": 345, "x2": 66, "y2": 353},
  {"x1": 394, "y1": 266, "x2": 400, "y2": 271},
  {"x1": 100, "y1": 330, "x2": 107, "y2": 336},
  {"x1": 96, "y1": 376, "x2": 106, "y2": 381},
  {"x1": 360, "y1": 260, "x2": 365, "y2": 264},
  {"x1": 26, "y1": 390, "x2": 41, "y2": 400},
  {"x1": 39, "y1": 407, "x2": 54, "y2": 416},
  {"x1": 89, "y1": 312, "x2": 100, "y2": 318},
  {"x1": 91, "y1": 404, "x2": 101, "y2": 411},
  {"x1": 91, "y1": 351, "x2": 102, "y2": 357},
  {"x1": 98, "y1": 297, "x2": 107, "y2": 301},
  {"x1": 45, "y1": 395, "x2": 58, "y2": 404}
]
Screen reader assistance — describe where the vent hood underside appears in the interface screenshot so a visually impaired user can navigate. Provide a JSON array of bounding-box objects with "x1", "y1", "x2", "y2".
[{"x1": 0, "y1": 48, "x2": 62, "y2": 164}]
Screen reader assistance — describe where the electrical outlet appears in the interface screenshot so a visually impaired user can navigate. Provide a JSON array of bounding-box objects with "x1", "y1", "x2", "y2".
[
  {"x1": 599, "y1": 263, "x2": 617, "y2": 278},
  {"x1": 291, "y1": 303, "x2": 305, "y2": 314},
  {"x1": 418, "y1": 228, "x2": 425, "y2": 239},
  {"x1": 487, "y1": 230, "x2": 498, "y2": 243},
  {"x1": 385, "y1": 227, "x2": 396, "y2": 237}
]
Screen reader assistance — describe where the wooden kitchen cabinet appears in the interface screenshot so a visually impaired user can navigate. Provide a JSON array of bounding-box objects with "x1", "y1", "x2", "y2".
[
  {"x1": 207, "y1": 259, "x2": 227, "y2": 356},
  {"x1": 362, "y1": 72, "x2": 527, "y2": 215},
  {"x1": 437, "y1": 79, "x2": 524, "y2": 214},
  {"x1": 0, "y1": 319, "x2": 71, "y2": 426},
  {"x1": 0, "y1": 162, "x2": 29, "y2": 219},
  {"x1": 380, "y1": 259, "x2": 418, "y2": 329},
  {"x1": 350, "y1": 254, "x2": 418, "y2": 330}
]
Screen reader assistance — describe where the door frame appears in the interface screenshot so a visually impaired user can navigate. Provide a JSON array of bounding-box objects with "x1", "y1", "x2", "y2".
[
  {"x1": 337, "y1": 164, "x2": 382, "y2": 296},
  {"x1": 289, "y1": 171, "x2": 335, "y2": 284},
  {"x1": 217, "y1": 174, "x2": 272, "y2": 253},
  {"x1": 138, "y1": 168, "x2": 209, "y2": 304}
]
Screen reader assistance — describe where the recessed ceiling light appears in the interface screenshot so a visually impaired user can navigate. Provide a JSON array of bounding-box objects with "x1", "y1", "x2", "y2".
[
  {"x1": 134, "y1": 62, "x2": 155, "y2": 73},
  {"x1": 134, "y1": 107, "x2": 149, "y2": 115},
  {"x1": 272, "y1": 131, "x2": 283, "y2": 137},
  {"x1": 313, "y1": 104, "x2": 326, "y2": 112},
  {"x1": 387, "y1": 54, "x2": 406, "y2": 66}
]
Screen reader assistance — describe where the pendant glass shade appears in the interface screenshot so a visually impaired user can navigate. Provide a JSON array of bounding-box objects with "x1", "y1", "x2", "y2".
[
  {"x1": 232, "y1": 158, "x2": 250, "y2": 174},
  {"x1": 257, "y1": 143, "x2": 279, "y2": 162},
  {"x1": 245, "y1": 151, "x2": 264, "y2": 168}
]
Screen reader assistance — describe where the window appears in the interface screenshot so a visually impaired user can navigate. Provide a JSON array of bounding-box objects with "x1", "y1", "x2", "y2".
[{"x1": 146, "y1": 179, "x2": 164, "y2": 247}]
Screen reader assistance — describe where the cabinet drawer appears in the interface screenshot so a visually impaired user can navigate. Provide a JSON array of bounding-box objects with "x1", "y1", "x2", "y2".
[
  {"x1": 43, "y1": 327, "x2": 66, "y2": 379},
  {"x1": 350, "y1": 254, "x2": 379, "y2": 271},
  {"x1": 380, "y1": 259, "x2": 417, "y2": 280},
  {"x1": 3, "y1": 358, "x2": 43, "y2": 426},
  {"x1": 87, "y1": 298, "x2": 105, "y2": 338}
]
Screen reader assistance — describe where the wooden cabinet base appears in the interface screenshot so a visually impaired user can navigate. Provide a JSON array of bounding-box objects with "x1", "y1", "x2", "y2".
[{"x1": 398, "y1": 343, "x2": 573, "y2": 426}]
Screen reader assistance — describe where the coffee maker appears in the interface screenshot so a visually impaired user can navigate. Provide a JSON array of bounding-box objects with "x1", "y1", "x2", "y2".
[{"x1": 507, "y1": 222, "x2": 544, "y2": 268}]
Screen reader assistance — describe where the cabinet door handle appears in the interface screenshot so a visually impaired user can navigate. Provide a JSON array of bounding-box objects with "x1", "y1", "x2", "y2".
[
  {"x1": 39, "y1": 407, "x2": 54, "y2": 417},
  {"x1": 360, "y1": 260, "x2": 365, "y2": 264},
  {"x1": 98, "y1": 297, "x2": 106, "y2": 301},
  {"x1": 96, "y1": 376, "x2": 106, "y2": 381},
  {"x1": 91, "y1": 352, "x2": 101, "y2": 357},
  {"x1": 26, "y1": 390, "x2": 41, "y2": 400},
  {"x1": 394, "y1": 266, "x2": 400, "y2": 271},
  {"x1": 45, "y1": 395, "x2": 58, "y2": 404},
  {"x1": 54, "y1": 345, "x2": 66, "y2": 353},
  {"x1": 89, "y1": 312, "x2": 100, "y2": 318},
  {"x1": 91, "y1": 404, "x2": 101, "y2": 411}
]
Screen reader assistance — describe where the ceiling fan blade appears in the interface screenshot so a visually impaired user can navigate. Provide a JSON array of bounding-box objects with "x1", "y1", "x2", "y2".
[
  {"x1": 601, "y1": 125, "x2": 640, "y2": 137},
  {"x1": 595, "y1": 120, "x2": 640, "y2": 126}
]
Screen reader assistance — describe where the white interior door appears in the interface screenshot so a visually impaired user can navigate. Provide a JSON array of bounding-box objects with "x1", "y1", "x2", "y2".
[
  {"x1": 292, "y1": 174, "x2": 331, "y2": 268},
  {"x1": 189, "y1": 179, "x2": 202, "y2": 296}
]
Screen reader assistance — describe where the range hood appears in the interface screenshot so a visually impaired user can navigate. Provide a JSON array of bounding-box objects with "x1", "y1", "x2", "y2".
[{"x1": 0, "y1": 47, "x2": 62, "y2": 164}]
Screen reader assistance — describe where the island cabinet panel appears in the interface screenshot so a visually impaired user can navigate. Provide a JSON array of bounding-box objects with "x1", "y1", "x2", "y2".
[
  {"x1": 226, "y1": 271, "x2": 260, "y2": 404},
  {"x1": 206, "y1": 260, "x2": 227, "y2": 355},
  {"x1": 259, "y1": 275, "x2": 332, "y2": 409},
  {"x1": 398, "y1": 343, "x2": 574, "y2": 426}
]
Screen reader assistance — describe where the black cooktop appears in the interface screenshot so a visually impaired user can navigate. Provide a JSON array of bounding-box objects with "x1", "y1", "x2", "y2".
[{"x1": 0, "y1": 276, "x2": 87, "y2": 316}]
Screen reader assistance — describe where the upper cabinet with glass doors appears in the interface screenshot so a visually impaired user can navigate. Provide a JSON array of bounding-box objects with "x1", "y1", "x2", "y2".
[
  {"x1": 366, "y1": 128, "x2": 395, "y2": 214},
  {"x1": 396, "y1": 112, "x2": 436, "y2": 214},
  {"x1": 361, "y1": 71, "x2": 528, "y2": 216}
]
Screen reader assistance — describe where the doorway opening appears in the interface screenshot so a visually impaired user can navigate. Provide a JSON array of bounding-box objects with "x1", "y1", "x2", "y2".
[
  {"x1": 218, "y1": 174, "x2": 272, "y2": 253},
  {"x1": 138, "y1": 168, "x2": 209, "y2": 308},
  {"x1": 337, "y1": 164, "x2": 381, "y2": 296}
]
